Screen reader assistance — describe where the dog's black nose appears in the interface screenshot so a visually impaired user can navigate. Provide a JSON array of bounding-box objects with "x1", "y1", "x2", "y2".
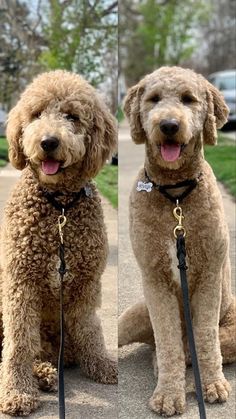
[
  {"x1": 41, "y1": 136, "x2": 59, "y2": 152},
  {"x1": 159, "y1": 119, "x2": 179, "y2": 136}
]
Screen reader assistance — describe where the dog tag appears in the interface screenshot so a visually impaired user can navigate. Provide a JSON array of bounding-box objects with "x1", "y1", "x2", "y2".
[
  {"x1": 84, "y1": 185, "x2": 93, "y2": 197},
  {"x1": 136, "y1": 181, "x2": 153, "y2": 193}
]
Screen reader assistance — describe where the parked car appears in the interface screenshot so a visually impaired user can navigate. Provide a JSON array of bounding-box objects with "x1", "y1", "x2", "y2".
[
  {"x1": 208, "y1": 70, "x2": 236, "y2": 123},
  {"x1": 0, "y1": 108, "x2": 7, "y2": 136}
]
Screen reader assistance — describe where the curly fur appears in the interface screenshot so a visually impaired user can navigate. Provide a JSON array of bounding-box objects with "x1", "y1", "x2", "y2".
[
  {"x1": 0, "y1": 70, "x2": 117, "y2": 416},
  {"x1": 119, "y1": 66, "x2": 236, "y2": 416}
]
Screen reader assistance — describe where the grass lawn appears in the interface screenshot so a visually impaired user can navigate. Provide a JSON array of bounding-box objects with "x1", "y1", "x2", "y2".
[
  {"x1": 95, "y1": 164, "x2": 118, "y2": 208},
  {"x1": 204, "y1": 133, "x2": 236, "y2": 197},
  {"x1": 116, "y1": 106, "x2": 124, "y2": 123},
  {"x1": 0, "y1": 137, "x2": 8, "y2": 163}
]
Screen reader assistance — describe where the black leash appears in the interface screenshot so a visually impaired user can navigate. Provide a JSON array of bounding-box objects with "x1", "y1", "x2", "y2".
[
  {"x1": 42, "y1": 187, "x2": 88, "y2": 419},
  {"x1": 137, "y1": 170, "x2": 206, "y2": 418},
  {"x1": 58, "y1": 241, "x2": 66, "y2": 419},
  {"x1": 176, "y1": 234, "x2": 207, "y2": 419}
]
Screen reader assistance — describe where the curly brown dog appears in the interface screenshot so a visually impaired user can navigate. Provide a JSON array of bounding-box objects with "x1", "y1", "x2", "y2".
[
  {"x1": 118, "y1": 66, "x2": 236, "y2": 416},
  {"x1": 0, "y1": 70, "x2": 117, "y2": 416}
]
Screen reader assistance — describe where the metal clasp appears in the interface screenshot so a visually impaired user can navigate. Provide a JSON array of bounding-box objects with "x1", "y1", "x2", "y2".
[
  {"x1": 173, "y1": 200, "x2": 186, "y2": 238},
  {"x1": 58, "y1": 208, "x2": 67, "y2": 244}
]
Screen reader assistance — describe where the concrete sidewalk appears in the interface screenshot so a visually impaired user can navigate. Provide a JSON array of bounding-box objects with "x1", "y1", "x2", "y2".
[
  {"x1": 0, "y1": 164, "x2": 117, "y2": 419},
  {"x1": 118, "y1": 122, "x2": 236, "y2": 419}
]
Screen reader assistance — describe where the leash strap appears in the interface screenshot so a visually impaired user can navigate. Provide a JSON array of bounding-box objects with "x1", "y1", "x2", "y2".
[
  {"x1": 176, "y1": 234, "x2": 207, "y2": 419},
  {"x1": 58, "y1": 242, "x2": 66, "y2": 419},
  {"x1": 41, "y1": 188, "x2": 88, "y2": 419}
]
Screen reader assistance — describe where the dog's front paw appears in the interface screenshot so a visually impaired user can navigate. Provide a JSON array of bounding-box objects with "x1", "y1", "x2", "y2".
[
  {"x1": 33, "y1": 360, "x2": 58, "y2": 392},
  {"x1": 0, "y1": 390, "x2": 39, "y2": 416},
  {"x1": 84, "y1": 357, "x2": 118, "y2": 384},
  {"x1": 204, "y1": 378, "x2": 231, "y2": 403},
  {"x1": 149, "y1": 389, "x2": 186, "y2": 416}
]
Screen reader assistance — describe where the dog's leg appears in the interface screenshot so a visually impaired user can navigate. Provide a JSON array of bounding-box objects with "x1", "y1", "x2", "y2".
[
  {"x1": 191, "y1": 273, "x2": 231, "y2": 404},
  {"x1": 0, "y1": 277, "x2": 41, "y2": 416},
  {"x1": 65, "y1": 304, "x2": 118, "y2": 384},
  {"x1": 143, "y1": 279, "x2": 186, "y2": 416}
]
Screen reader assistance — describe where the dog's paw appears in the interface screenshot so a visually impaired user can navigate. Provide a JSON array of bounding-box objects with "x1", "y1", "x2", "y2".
[
  {"x1": 84, "y1": 357, "x2": 118, "y2": 384},
  {"x1": 0, "y1": 391, "x2": 39, "y2": 416},
  {"x1": 33, "y1": 360, "x2": 58, "y2": 392},
  {"x1": 149, "y1": 390, "x2": 186, "y2": 416},
  {"x1": 204, "y1": 378, "x2": 231, "y2": 403}
]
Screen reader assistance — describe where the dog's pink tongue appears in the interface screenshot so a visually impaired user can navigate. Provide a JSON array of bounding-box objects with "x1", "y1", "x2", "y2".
[
  {"x1": 161, "y1": 144, "x2": 181, "y2": 162},
  {"x1": 42, "y1": 160, "x2": 60, "y2": 175}
]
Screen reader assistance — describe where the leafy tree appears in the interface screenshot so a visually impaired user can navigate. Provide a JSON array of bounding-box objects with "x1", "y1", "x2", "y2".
[
  {"x1": 40, "y1": 0, "x2": 118, "y2": 86},
  {"x1": 0, "y1": 0, "x2": 44, "y2": 109},
  {"x1": 0, "y1": 0, "x2": 117, "y2": 109},
  {"x1": 120, "y1": 0, "x2": 210, "y2": 85}
]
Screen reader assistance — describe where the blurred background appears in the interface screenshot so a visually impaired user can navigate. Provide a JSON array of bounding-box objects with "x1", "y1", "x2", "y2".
[
  {"x1": 0, "y1": 0, "x2": 118, "y2": 114},
  {"x1": 119, "y1": 0, "x2": 236, "y2": 128}
]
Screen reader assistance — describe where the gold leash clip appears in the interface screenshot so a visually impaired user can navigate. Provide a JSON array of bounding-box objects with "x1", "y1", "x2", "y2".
[
  {"x1": 58, "y1": 208, "x2": 67, "y2": 244},
  {"x1": 173, "y1": 200, "x2": 186, "y2": 238}
]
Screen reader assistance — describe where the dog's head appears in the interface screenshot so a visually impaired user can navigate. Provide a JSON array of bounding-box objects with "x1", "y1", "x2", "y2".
[
  {"x1": 124, "y1": 66, "x2": 228, "y2": 170},
  {"x1": 7, "y1": 70, "x2": 117, "y2": 186}
]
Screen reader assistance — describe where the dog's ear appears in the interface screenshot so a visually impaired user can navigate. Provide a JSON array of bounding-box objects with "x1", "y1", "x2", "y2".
[
  {"x1": 203, "y1": 81, "x2": 229, "y2": 145},
  {"x1": 123, "y1": 80, "x2": 147, "y2": 144},
  {"x1": 6, "y1": 104, "x2": 27, "y2": 170},
  {"x1": 82, "y1": 99, "x2": 117, "y2": 178}
]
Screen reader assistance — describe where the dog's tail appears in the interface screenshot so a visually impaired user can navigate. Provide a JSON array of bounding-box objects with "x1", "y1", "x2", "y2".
[
  {"x1": 119, "y1": 298, "x2": 236, "y2": 365},
  {"x1": 118, "y1": 300, "x2": 154, "y2": 347}
]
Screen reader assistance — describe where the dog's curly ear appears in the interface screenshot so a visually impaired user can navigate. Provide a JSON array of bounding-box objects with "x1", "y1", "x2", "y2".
[
  {"x1": 82, "y1": 99, "x2": 117, "y2": 178},
  {"x1": 6, "y1": 104, "x2": 27, "y2": 170},
  {"x1": 203, "y1": 81, "x2": 229, "y2": 145},
  {"x1": 123, "y1": 80, "x2": 147, "y2": 144}
]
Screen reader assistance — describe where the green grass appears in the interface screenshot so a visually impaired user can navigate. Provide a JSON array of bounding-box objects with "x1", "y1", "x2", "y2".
[
  {"x1": 204, "y1": 133, "x2": 236, "y2": 197},
  {"x1": 0, "y1": 137, "x2": 8, "y2": 161},
  {"x1": 116, "y1": 106, "x2": 124, "y2": 123},
  {"x1": 0, "y1": 159, "x2": 7, "y2": 167},
  {"x1": 95, "y1": 164, "x2": 118, "y2": 208}
]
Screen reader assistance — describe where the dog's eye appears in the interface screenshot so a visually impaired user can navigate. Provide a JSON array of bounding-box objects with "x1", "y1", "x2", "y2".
[
  {"x1": 65, "y1": 114, "x2": 79, "y2": 122},
  {"x1": 149, "y1": 95, "x2": 160, "y2": 103},
  {"x1": 181, "y1": 94, "x2": 195, "y2": 104}
]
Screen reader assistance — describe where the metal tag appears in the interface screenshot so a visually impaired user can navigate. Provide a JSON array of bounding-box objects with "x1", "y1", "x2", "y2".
[
  {"x1": 136, "y1": 181, "x2": 153, "y2": 193},
  {"x1": 84, "y1": 185, "x2": 93, "y2": 197}
]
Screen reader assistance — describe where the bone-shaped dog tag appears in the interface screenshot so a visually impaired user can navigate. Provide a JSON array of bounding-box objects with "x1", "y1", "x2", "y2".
[
  {"x1": 136, "y1": 181, "x2": 153, "y2": 193},
  {"x1": 84, "y1": 185, "x2": 93, "y2": 197}
]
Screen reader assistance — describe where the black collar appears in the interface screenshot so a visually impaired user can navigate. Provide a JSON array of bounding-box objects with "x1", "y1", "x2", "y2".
[
  {"x1": 41, "y1": 185, "x2": 92, "y2": 213},
  {"x1": 144, "y1": 169, "x2": 202, "y2": 203}
]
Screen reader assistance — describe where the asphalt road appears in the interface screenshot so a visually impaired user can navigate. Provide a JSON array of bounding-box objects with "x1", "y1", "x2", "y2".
[{"x1": 118, "y1": 121, "x2": 236, "y2": 419}]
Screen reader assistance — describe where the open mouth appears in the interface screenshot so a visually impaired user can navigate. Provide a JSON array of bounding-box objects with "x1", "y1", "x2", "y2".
[
  {"x1": 158, "y1": 143, "x2": 186, "y2": 162},
  {"x1": 41, "y1": 159, "x2": 61, "y2": 175}
]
